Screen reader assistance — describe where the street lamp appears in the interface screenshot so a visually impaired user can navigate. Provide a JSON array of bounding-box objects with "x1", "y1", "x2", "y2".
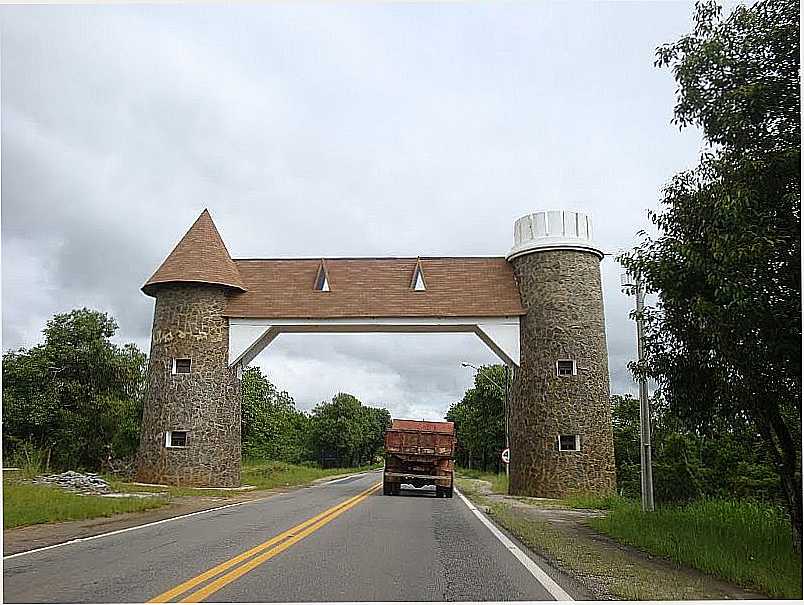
[
  {"x1": 620, "y1": 270, "x2": 655, "y2": 512},
  {"x1": 460, "y1": 361, "x2": 511, "y2": 478}
]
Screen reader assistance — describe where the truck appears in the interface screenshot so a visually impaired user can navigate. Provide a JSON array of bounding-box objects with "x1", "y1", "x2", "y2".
[{"x1": 383, "y1": 419, "x2": 456, "y2": 498}]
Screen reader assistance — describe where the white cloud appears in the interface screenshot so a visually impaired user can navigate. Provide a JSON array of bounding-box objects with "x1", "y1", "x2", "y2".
[
  {"x1": 254, "y1": 332, "x2": 499, "y2": 419},
  {"x1": 2, "y1": 2, "x2": 703, "y2": 415}
]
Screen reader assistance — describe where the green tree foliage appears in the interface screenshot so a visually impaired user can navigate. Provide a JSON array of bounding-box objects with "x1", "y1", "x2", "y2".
[
  {"x1": 307, "y1": 393, "x2": 391, "y2": 467},
  {"x1": 610, "y1": 394, "x2": 642, "y2": 498},
  {"x1": 618, "y1": 0, "x2": 801, "y2": 549},
  {"x1": 611, "y1": 394, "x2": 782, "y2": 504},
  {"x1": 241, "y1": 367, "x2": 309, "y2": 463},
  {"x1": 2, "y1": 309, "x2": 147, "y2": 469},
  {"x1": 446, "y1": 364, "x2": 507, "y2": 471}
]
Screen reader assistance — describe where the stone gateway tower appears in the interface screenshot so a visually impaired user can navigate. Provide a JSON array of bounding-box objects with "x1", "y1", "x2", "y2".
[
  {"x1": 135, "y1": 210, "x2": 244, "y2": 487},
  {"x1": 506, "y1": 210, "x2": 615, "y2": 497},
  {"x1": 136, "y1": 208, "x2": 614, "y2": 492}
]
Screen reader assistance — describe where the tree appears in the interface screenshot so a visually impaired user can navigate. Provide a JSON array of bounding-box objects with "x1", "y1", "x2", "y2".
[
  {"x1": 241, "y1": 367, "x2": 309, "y2": 463},
  {"x1": 360, "y1": 406, "x2": 392, "y2": 465},
  {"x1": 446, "y1": 364, "x2": 506, "y2": 471},
  {"x1": 2, "y1": 308, "x2": 147, "y2": 469},
  {"x1": 610, "y1": 394, "x2": 782, "y2": 503},
  {"x1": 308, "y1": 393, "x2": 391, "y2": 467},
  {"x1": 610, "y1": 394, "x2": 642, "y2": 497},
  {"x1": 619, "y1": 0, "x2": 800, "y2": 550}
]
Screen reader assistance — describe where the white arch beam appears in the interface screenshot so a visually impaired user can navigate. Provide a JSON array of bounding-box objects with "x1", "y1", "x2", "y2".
[{"x1": 228, "y1": 317, "x2": 521, "y2": 368}]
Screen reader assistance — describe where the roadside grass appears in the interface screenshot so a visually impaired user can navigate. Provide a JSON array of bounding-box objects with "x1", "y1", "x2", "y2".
[
  {"x1": 456, "y1": 468, "x2": 508, "y2": 494},
  {"x1": 561, "y1": 491, "x2": 632, "y2": 510},
  {"x1": 4, "y1": 460, "x2": 376, "y2": 529},
  {"x1": 590, "y1": 498, "x2": 802, "y2": 599},
  {"x1": 456, "y1": 474, "x2": 801, "y2": 599},
  {"x1": 485, "y1": 499, "x2": 724, "y2": 600},
  {"x1": 456, "y1": 479, "x2": 744, "y2": 599},
  {"x1": 242, "y1": 460, "x2": 378, "y2": 490},
  {"x1": 3, "y1": 481, "x2": 167, "y2": 529},
  {"x1": 4, "y1": 443, "x2": 54, "y2": 479},
  {"x1": 459, "y1": 471, "x2": 629, "y2": 510},
  {"x1": 104, "y1": 480, "x2": 238, "y2": 498},
  {"x1": 108, "y1": 460, "x2": 379, "y2": 497}
]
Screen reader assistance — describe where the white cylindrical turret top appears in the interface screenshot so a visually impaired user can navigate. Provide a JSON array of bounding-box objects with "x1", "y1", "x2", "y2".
[{"x1": 506, "y1": 209, "x2": 603, "y2": 261}]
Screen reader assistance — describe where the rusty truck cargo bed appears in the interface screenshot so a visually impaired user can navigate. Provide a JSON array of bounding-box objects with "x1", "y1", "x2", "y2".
[
  {"x1": 384, "y1": 421, "x2": 456, "y2": 457},
  {"x1": 389, "y1": 419, "x2": 455, "y2": 433},
  {"x1": 383, "y1": 418, "x2": 456, "y2": 497}
]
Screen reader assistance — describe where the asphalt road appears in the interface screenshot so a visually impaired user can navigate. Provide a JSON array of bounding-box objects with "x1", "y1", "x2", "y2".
[{"x1": 3, "y1": 470, "x2": 581, "y2": 602}]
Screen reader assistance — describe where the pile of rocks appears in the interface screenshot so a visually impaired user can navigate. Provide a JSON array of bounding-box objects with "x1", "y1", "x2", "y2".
[{"x1": 33, "y1": 471, "x2": 113, "y2": 495}]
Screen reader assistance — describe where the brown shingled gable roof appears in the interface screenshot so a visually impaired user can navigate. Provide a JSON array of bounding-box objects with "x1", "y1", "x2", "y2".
[
  {"x1": 142, "y1": 210, "x2": 247, "y2": 296},
  {"x1": 224, "y1": 257, "x2": 525, "y2": 318}
]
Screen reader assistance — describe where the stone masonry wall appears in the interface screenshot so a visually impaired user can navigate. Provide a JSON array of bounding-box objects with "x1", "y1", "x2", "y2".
[
  {"x1": 509, "y1": 250, "x2": 615, "y2": 498},
  {"x1": 135, "y1": 284, "x2": 241, "y2": 487}
]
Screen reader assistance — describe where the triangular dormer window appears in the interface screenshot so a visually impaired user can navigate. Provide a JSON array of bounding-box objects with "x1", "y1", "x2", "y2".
[
  {"x1": 314, "y1": 260, "x2": 330, "y2": 292},
  {"x1": 411, "y1": 259, "x2": 426, "y2": 291}
]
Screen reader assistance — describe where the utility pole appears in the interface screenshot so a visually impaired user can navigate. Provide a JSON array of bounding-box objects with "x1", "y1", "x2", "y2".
[
  {"x1": 461, "y1": 362, "x2": 510, "y2": 478},
  {"x1": 621, "y1": 271, "x2": 655, "y2": 512}
]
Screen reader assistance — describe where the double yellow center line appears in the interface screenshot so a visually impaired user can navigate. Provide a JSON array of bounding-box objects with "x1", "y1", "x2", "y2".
[{"x1": 149, "y1": 482, "x2": 381, "y2": 603}]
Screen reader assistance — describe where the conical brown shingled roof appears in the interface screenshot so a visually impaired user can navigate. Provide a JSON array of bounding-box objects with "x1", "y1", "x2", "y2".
[{"x1": 142, "y1": 209, "x2": 247, "y2": 297}]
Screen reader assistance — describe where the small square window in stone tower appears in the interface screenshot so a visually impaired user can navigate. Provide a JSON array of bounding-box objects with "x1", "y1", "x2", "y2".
[
  {"x1": 556, "y1": 359, "x2": 576, "y2": 376},
  {"x1": 165, "y1": 430, "x2": 188, "y2": 448},
  {"x1": 558, "y1": 434, "x2": 580, "y2": 451},
  {"x1": 173, "y1": 358, "x2": 191, "y2": 374}
]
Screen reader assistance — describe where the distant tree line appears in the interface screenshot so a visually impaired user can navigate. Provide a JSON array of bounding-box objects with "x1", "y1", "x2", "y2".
[
  {"x1": 2, "y1": 308, "x2": 391, "y2": 473},
  {"x1": 241, "y1": 367, "x2": 390, "y2": 467}
]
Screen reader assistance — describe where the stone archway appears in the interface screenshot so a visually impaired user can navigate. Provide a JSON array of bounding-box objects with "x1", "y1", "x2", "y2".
[{"x1": 135, "y1": 209, "x2": 615, "y2": 497}]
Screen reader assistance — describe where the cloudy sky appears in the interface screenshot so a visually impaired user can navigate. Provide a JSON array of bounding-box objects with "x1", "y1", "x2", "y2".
[{"x1": 2, "y1": 1, "x2": 704, "y2": 421}]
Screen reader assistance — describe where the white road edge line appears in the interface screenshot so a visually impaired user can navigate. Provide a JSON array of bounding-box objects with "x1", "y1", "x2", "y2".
[
  {"x1": 455, "y1": 488, "x2": 574, "y2": 602},
  {"x1": 322, "y1": 472, "x2": 368, "y2": 485},
  {"x1": 3, "y1": 498, "x2": 270, "y2": 560},
  {"x1": 4, "y1": 470, "x2": 376, "y2": 560}
]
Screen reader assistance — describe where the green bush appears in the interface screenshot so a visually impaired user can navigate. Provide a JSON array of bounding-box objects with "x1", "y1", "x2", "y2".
[{"x1": 611, "y1": 395, "x2": 783, "y2": 504}]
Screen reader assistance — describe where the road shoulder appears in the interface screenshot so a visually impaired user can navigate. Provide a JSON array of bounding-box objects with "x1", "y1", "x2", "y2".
[
  {"x1": 454, "y1": 486, "x2": 591, "y2": 601},
  {"x1": 456, "y1": 477, "x2": 768, "y2": 601}
]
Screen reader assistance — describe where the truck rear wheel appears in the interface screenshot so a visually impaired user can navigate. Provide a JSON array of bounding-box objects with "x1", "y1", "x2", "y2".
[
  {"x1": 445, "y1": 485, "x2": 453, "y2": 498},
  {"x1": 383, "y1": 481, "x2": 393, "y2": 496}
]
